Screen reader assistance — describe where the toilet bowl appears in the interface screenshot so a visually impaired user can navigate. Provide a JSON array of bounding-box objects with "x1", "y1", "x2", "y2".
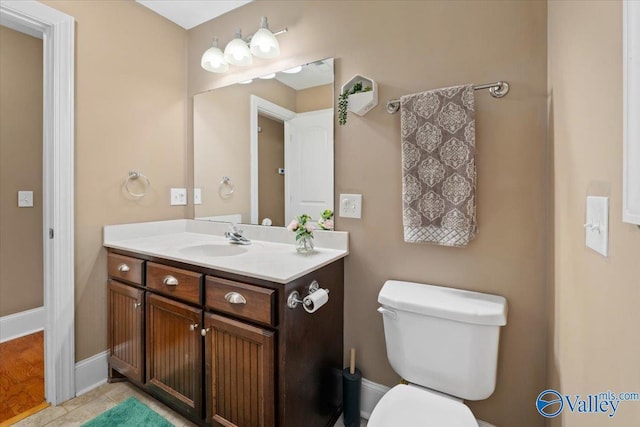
[
  {"x1": 369, "y1": 280, "x2": 508, "y2": 426},
  {"x1": 368, "y1": 384, "x2": 477, "y2": 427}
]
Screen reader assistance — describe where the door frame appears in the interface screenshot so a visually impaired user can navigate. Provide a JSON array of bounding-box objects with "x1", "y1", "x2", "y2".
[
  {"x1": 0, "y1": 0, "x2": 75, "y2": 405},
  {"x1": 249, "y1": 95, "x2": 295, "y2": 224}
]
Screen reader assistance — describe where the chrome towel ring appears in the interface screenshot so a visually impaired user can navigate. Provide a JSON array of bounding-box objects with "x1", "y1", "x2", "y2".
[
  {"x1": 218, "y1": 176, "x2": 235, "y2": 199},
  {"x1": 125, "y1": 171, "x2": 151, "y2": 198}
]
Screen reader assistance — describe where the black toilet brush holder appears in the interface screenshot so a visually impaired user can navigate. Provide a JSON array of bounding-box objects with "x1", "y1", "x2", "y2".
[{"x1": 343, "y1": 348, "x2": 361, "y2": 427}]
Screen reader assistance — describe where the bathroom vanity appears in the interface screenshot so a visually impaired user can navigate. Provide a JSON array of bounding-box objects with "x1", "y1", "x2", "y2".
[{"x1": 103, "y1": 220, "x2": 348, "y2": 427}]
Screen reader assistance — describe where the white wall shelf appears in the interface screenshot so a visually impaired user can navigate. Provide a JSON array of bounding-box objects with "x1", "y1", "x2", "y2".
[{"x1": 341, "y1": 75, "x2": 378, "y2": 116}]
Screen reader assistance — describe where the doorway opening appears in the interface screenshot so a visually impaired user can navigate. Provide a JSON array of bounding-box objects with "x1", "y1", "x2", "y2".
[{"x1": 0, "y1": 0, "x2": 75, "y2": 407}]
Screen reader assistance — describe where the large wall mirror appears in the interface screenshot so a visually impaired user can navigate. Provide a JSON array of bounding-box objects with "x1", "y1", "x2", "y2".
[{"x1": 194, "y1": 58, "x2": 334, "y2": 227}]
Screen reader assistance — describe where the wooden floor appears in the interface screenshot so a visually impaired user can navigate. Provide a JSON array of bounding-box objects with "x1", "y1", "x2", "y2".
[{"x1": 0, "y1": 331, "x2": 45, "y2": 424}]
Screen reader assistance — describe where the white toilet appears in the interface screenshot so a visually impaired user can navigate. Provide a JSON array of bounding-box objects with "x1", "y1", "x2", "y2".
[{"x1": 368, "y1": 280, "x2": 508, "y2": 427}]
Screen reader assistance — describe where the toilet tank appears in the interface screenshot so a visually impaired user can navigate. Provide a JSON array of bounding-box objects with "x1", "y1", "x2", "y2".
[{"x1": 378, "y1": 280, "x2": 507, "y2": 401}]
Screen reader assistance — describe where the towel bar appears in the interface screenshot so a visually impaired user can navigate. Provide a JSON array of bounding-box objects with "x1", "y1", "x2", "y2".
[{"x1": 386, "y1": 81, "x2": 509, "y2": 114}]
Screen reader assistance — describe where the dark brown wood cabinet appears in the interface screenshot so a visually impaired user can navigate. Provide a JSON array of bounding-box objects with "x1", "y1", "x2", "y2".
[
  {"x1": 106, "y1": 250, "x2": 344, "y2": 427},
  {"x1": 204, "y1": 312, "x2": 275, "y2": 427},
  {"x1": 107, "y1": 280, "x2": 144, "y2": 383},
  {"x1": 146, "y1": 293, "x2": 203, "y2": 419}
]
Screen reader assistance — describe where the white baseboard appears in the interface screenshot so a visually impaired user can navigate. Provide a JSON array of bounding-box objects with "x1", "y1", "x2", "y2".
[
  {"x1": 360, "y1": 377, "x2": 390, "y2": 419},
  {"x1": 75, "y1": 350, "x2": 109, "y2": 396},
  {"x1": 0, "y1": 307, "x2": 45, "y2": 343}
]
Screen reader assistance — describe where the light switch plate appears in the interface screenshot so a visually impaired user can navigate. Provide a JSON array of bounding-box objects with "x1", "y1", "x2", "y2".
[
  {"x1": 585, "y1": 196, "x2": 609, "y2": 256},
  {"x1": 339, "y1": 194, "x2": 362, "y2": 218},
  {"x1": 18, "y1": 191, "x2": 33, "y2": 208},
  {"x1": 170, "y1": 188, "x2": 187, "y2": 206},
  {"x1": 193, "y1": 188, "x2": 202, "y2": 205}
]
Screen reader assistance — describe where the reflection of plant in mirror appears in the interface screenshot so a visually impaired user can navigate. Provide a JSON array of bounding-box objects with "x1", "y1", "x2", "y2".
[
  {"x1": 318, "y1": 209, "x2": 334, "y2": 230},
  {"x1": 287, "y1": 213, "x2": 314, "y2": 239},
  {"x1": 338, "y1": 82, "x2": 372, "y2": 125}
]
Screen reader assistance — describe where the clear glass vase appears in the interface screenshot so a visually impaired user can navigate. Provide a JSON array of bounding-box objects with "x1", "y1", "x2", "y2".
[{"x1": 296, "y1": 235, "x2": 314, "y2": 254}]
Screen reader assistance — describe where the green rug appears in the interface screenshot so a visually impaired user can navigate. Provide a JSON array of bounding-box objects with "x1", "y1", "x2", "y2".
[{"x1": 81, "y1": 397, "x2": 174, "y2": 427}]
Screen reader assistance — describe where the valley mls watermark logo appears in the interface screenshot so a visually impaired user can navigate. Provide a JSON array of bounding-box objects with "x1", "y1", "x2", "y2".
[{"x1": 536, "y1": 389, "x2": 640, "y2": 418}]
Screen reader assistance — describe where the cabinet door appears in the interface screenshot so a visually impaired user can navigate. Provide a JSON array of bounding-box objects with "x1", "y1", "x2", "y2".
[
  {"x1": 204, "y1": 313, "x2": 275, "y2": 427},
  {"x1": 146, "y1": 293, "x2": 203, "y2": 419},
  {"x1": 108, "y1": 280, "x2": 144, "y2": 383}
]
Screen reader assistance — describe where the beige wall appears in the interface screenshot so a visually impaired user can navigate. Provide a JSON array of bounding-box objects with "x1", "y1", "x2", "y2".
[
  {"x1": 548, "y1": 1, "x2": 640, "y2": 425},
  {"x1": 0, "y1": 27, "x2": 43, "y2": 317},
  {"x1": 42, "y1": 0, "x2": 187, "y2": 361},
  {"x1": 258, "y1": 116, "x2": 285, "y2": 226},
  {"x1": 189, "y1": 1, "x2": 548, "y2": 425},
  {"x1": 296, "y1": 84, "x2": 332, "y2": 113}
]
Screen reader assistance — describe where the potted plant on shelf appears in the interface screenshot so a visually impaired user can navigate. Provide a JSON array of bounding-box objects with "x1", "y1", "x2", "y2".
[{"x1": 338, "y1": 81, "x2": 373, "y2": 125}]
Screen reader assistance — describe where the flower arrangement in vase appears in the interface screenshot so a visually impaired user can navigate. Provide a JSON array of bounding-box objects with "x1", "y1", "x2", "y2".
[
  {"x1": 287, "y1": 213, "x2": 315, "y2": 253},
  {"x1": 317, "y1": 209, "x2": 334, "y2": 230}
]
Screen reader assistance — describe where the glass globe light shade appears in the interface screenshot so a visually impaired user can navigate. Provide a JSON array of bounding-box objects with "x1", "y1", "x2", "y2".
[
  {"x1": 201, "y1": 38, "x2": 228, "y2": 73},
  {"x1": 282, "y1": 65, "x2": 302, "y2": 74},
  {"x1": 224, "y1": 29, "x2": 252, "y2": 66},
  {"x1": 250, "y1": 17, "x2": 280, "y2": 59}
]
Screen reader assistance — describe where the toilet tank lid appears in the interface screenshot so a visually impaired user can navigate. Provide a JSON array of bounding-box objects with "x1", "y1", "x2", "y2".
[{"x1": 378, "y1": 280, "x2": 508, "y2": 326}]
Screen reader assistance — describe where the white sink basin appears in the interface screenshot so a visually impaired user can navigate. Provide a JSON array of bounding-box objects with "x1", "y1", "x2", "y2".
[{"x1": 177, "y1": 243, "x2": 248, "y2": 257}]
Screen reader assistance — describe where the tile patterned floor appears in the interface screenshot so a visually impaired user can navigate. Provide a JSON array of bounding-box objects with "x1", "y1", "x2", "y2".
[
  {"x1": 12, "y1": 382, "x2": 196, "y2": 427},
  {"x1": 0, "y1": 332, "x2": 45, "y2": 423},
  {"x1": 11, "y1": 381, "x2": 367, "y2": 426}
]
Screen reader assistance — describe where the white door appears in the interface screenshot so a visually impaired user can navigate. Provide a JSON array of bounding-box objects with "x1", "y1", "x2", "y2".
[{"x1": 285, "y1": 109, "x2": 334, "y2": 223}]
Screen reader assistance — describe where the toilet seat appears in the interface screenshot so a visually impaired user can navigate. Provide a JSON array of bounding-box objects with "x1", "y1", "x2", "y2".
[{"x1": 367, "y1": 384, "x2": 478, "y2": 427}]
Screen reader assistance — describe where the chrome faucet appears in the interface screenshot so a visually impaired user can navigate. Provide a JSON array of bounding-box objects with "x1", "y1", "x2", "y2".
[{"x1": 224, "y1": 224, "x2": 251, "y2": 245}]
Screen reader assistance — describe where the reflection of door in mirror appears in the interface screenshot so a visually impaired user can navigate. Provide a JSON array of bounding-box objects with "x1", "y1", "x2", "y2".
[
  {"x1": 285, "y1": 109, "x2": 333, "y2": 223},
  {"x1": 258, "y1": 115, "x2": 285, "y2": 226},
  {"x1": 193, "y1": 58, "x2": 334, "y2": 226}
]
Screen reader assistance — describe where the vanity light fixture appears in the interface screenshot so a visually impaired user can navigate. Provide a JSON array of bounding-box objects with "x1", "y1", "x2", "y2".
[
  {"x1": 238, "y1": 79, "x2": 253, "y2": 84},
  {"x1": 224, "y1": 28, "x2": 252, "y2": 66},
  {"x1": 201, "y1": 37, "x2": 228, "y2": 73},
  {"x1": 259, "y1": 73, "x2": 276, "y2": 79},
  {"x1": 201, "y1": 16, "x2": 287, "y2": 73}
]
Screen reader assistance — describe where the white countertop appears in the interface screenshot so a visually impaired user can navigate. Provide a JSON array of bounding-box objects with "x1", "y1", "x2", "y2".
[{"x1": 103, "y1": 220, "x2": 348, "y2": 284}]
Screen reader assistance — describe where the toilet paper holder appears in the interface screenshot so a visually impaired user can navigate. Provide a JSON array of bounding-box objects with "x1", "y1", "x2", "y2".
[{"x1": 287, "y1": 280, "x2": 329, "y2": 310}]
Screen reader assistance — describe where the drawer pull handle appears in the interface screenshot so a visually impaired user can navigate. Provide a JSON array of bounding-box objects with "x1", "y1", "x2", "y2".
[
  {"x1": 201, "y1": 328, "x2": 210, "y2": 337},
  {"x1": 189, "y1": 323, "x2": 199, "y2": 332},
  {"x1": 163, "y1": 275, "x2": 179, "y2": 286},
  {"x1": 117, "y1": 263, "x2": 130, "y2": 272},
  {"x1": 133, "y1": 302, "x2": 141, "y2": 309},
  {"x1": 224, "y1": 292, "x2": 247, "y2": 305}
]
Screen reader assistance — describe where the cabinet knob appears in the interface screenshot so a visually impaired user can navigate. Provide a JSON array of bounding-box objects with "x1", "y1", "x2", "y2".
[
  {"x1": 201, "y1": 328, "x2": 210, "y2": 337},
  {"x1": 189, "y1": 323, "x2": 199, "y2": 332},
  {"x1": 163, "y1": 275, "x2": 179, "y2": 286},
  {"x1": 133, "y1": 302, "x2": 141, "y2": 309},
  {"x1": 117, "y1": 263, "x2": 130, "y2": 272},
  {"x1": 224, "y1": 292, "x2": 247, "y2": 305}
]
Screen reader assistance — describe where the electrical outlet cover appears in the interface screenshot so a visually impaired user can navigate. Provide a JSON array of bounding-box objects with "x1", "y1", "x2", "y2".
[
  {"x1": 339, "y1": 194, "x2": 362, "y2": 218},
  {"x1": 18, "y1": 191, "x2": 34, "y2": 208},
  {"x1": 170, "y1": 188, "x2": 187, "y2": 206},
  {"x1": 585, "y1": 196, "x2": 609, "y2": 256}
]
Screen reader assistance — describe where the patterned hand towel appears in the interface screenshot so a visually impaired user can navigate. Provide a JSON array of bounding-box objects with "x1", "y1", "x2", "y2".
[{"x1": 401, "y1": 85, "x2": 476, "y2": 247}]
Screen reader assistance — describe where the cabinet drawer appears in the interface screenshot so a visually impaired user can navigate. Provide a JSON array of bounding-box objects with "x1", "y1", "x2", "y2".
[
  {"x1": 147, "y1": 262, "x2": 202, "y2": 305},
  {"x1": 205, "y1": 277, "x2": 276, "y2": 326},
  {"x1": 108, "y1": 253, "x2": 144, "y2": 285}
]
